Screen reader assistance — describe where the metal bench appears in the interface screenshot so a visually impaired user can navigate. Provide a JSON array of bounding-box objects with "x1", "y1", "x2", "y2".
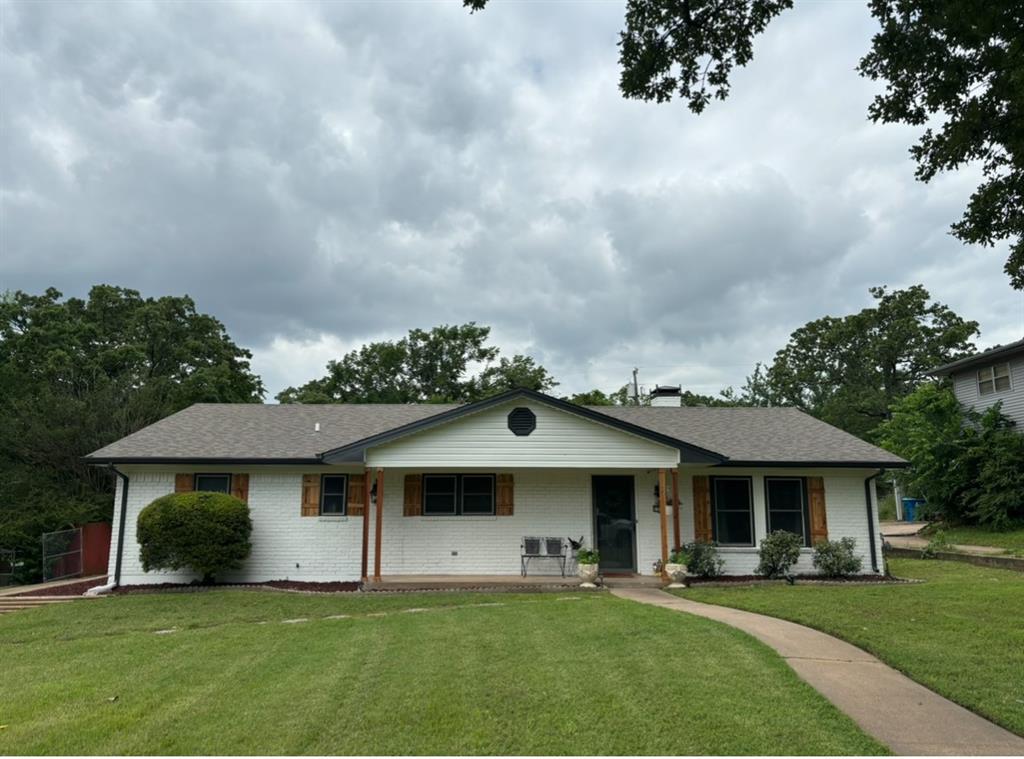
[{"x1": 521, "y1": 536, "x2": 567, "y2": 577}]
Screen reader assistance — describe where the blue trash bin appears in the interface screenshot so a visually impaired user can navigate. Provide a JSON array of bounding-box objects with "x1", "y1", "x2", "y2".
[{"x1": 901, "y1": 497, "x2": 920, "y2": 522}]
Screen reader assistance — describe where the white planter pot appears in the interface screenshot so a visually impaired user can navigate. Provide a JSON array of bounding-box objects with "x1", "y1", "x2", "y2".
[
  {"x1": 577, "y1": 563, "x2": 599, "y2": 587},
  {"x1": 665, "y1": 563, "x2": 688, "y2": 588}
]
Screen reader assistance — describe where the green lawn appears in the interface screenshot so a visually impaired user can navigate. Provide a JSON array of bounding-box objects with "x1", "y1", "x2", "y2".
[
  {"x1": 682, "y1": 559, "x2": 1024, "y2": 736},
  {"x1": 924, "y1": 524, "x2": 1024, "y2": 556},
  {"x1": 0, "y1": 589, "x2": 884, "y2": 755}
]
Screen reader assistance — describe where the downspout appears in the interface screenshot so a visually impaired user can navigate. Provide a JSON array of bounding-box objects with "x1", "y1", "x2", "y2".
[
  {"x1": 86, "y1": 465, "x2": 129, "y2": 596},
  {"x1": 864, "y1": 469, "x2": 884, "y2": 574}
]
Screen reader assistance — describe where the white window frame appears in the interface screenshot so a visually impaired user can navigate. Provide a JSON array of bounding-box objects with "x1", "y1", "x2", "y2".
[{"x1": 977, "y1": 362, "x2": 1012, "y2": 396}]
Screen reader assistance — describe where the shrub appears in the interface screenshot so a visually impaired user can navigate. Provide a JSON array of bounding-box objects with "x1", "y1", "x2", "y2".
[
  {"x1": 137, "y1": 491, "x2": 252, "y2": 583},
  {"x1": 756, "y1": 530, "x2": 802, "y2": 578},
  {"x1": 575, "y1": 548, "x2": 599, "y2": 565},
  {"x1": 812, "y1": 537, "x2": 863, "y2": 577},
  {"x1": 921, "y1": 529, "x2": 952, "y2": 559},
  {"x1": 679, "y1": 541, "x2": 724, "y2": 578}
]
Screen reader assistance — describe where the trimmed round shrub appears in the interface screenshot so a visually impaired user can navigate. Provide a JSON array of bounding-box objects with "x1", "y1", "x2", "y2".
[
  {"x1": 756, "y1": 530, "x2": 802, "y2": 578},
  {"x1": 137, "y1": 491, "x2": 252, "y2": 583},
  {"x1": 680, "y1": 541, "x2": 725, "y2": 578},
  {"x1": 812, "y1": 537, "x2": 863, "y2": 577}
]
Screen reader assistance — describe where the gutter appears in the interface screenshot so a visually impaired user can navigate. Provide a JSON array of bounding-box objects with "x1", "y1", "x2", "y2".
[
  {"x1": 86, "y1": 465, "x2": 129, "y2": 595},
  {"x1": 863, "y1": 469, "x2": 884, "y2": 573}
]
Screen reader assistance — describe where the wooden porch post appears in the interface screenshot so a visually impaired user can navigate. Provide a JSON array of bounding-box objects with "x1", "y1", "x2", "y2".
[
  {"x1": 373, "y1": 468, "x2": 384, "y2": 581},
  {"x1": 671, "y1": 468, "x2": 681, "y2": 550},
  {"x1": 658, "y1": 468, "x2": 669, "y2": 575},
  {"x1": 360, "y1": 467, "x2": 371, "y2": 582}
]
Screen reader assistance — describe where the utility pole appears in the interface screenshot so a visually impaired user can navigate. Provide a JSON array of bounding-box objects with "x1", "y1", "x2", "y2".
[{"x1": 632, "y1": 367, "x2": 640, "y2": 406}]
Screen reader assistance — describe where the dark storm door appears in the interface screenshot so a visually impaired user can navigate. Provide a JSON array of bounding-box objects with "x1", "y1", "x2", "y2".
[{"x1": 592, "y1": 475, "x2": 636, "y2": 573}]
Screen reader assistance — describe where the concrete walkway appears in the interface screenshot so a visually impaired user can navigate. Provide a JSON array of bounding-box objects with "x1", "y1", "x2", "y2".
[
  {"x1": 884, "y1": 535, "x2": 1009, "y2": 556},
  {"x1": 611, "y1": 587, "x2": 1024, "y2": 756},
  {"x1": 880, "y1": 520, "x2": 929, "y2": 537},
  {"x1": 0, "y1": 574, "x2": 106, "y2": 597}
]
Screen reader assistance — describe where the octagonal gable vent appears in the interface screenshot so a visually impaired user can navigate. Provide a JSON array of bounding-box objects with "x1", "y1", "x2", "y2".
[{"x1": 507, "y1": 407, "x2": 536, "y2": 436}]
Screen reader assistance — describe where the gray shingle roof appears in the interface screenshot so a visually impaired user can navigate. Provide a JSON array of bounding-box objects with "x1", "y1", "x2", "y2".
[
  {"x1": 86, "y1": 397, "x2": 905, "y2": 467},
  {"x1": 591, "y1": 406, "x2": 905, "y2": 466}
]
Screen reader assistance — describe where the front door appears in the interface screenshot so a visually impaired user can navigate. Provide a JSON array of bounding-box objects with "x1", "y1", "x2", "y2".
[{"x1": 592, "y1": 475, "x2": 636, "y2": 573}]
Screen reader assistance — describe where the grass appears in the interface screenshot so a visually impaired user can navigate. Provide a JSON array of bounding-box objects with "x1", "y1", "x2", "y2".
[
  {"x1": 0, "y1": 589, "x2": 885, "y2": 755},
  {"x1": 923, "y1": 524, "x2": 1024, "y2": 556},
  {"x1": 682, "y1": 559, "x2": 1024, "y2": 736}
]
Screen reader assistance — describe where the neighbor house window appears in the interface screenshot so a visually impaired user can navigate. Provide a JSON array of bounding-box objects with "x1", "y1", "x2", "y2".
[
  {"x1": 194, "y1": 474, "x2": 231, "y2": 493},
  {"x1": 423, "y1": 474, "x2": 495, "y2": 516},
  {"x1": 765, "y1": 477, "x2": 809, "y2": 546},
  {"x1": 320, "y1": 474, "x2": 348, "y2": 515},
  {"x1": 710, "y1": 476, "x2": 754, "y2": 547},
  {"x1": 977, "y1": 363, "x2": 1011, "y2": 395}
]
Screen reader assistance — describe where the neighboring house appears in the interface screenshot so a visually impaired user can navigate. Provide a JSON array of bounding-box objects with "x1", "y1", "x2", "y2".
[
  {"x1": 931, "y1": 337, "x2": 1024, "y2": 430},
  {"x1": 85, "y1": 388, "x2": 905, "y2": 587}
]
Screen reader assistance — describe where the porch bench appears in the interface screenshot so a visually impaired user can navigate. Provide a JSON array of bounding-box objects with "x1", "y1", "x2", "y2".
[{"x1": 521, "y1": 536, "x2": 567, "y2": 577}]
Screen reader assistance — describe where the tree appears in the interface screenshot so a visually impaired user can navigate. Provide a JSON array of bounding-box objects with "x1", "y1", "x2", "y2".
[
  {"x1": 749, "y1": 285, "x2": 977, "y2": 439},
  {"x1": 277, "y1": 323, "x2": 557, "y2": 404},
  {"x1": 564, "y1": 389, "x2": 617, "y2": 405},
  {"x1": 465, "y1": 0, "x2": 1024, "y2": 289},
  {"x1": 0, "y1": 286, "x2": 263, "y2": 581},
  {"x1": 879, "y1": 383, "x2": 1024, "y2": 528}
]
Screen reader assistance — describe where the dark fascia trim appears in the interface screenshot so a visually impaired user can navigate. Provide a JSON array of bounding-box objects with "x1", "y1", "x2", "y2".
[
  {"x1": 318, "y1": 387, "x2": 727, "y2": 465},
  {"x1": 717, "y1": 460, "x2": 909, "y2": 469},
  {"x1": 929, "y1": 339, "x2": 1024, "y2": 376},
  {"x1": 83, "y1": 456, "x2": 325, "y2": 466}
]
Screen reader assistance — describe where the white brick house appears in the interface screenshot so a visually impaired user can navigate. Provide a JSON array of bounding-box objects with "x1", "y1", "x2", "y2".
[{"x1": 86, "y1": 388, "x2": 906, "y2": 586}]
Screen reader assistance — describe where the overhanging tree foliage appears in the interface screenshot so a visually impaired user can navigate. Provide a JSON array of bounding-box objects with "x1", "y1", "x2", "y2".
[
  {"x1": 735, "y1": 285, "x2": 977, "y2": 439},
  {"x1": 466, "y1": 0, "x2": 1024, "y2": 288},
  {"x1": 0, "y1": 286, "x2": 264, "y2": 582},
  {"x1": 277, "y1": 323, "x2": 558, "y2": 404}
]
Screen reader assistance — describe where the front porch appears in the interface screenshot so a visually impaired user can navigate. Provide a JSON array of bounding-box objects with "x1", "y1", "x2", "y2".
[{"x1": 363, "y1": 573, "x2": 664, "y2": 592}]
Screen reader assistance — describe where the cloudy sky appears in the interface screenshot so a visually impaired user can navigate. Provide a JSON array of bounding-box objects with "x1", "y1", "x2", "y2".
[{"x1": 2, "y1": 0, "x2": 1022, "y2": 399}]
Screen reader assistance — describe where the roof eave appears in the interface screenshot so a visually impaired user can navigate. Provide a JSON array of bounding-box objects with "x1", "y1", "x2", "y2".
[
  {"x1": 716, "y1": 459, "x2": 909, "y2": 469},
  {"x1": 930, "y1": 340, "x2": 1024, "y2": 376},
  {"x1": 82, "y1": 456, "x2": 326, "y2": 466}
]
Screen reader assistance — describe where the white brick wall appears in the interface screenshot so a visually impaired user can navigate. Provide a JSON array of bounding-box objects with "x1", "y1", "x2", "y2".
[{"x1": 108, "y1": 465, "x2": 884, "y2": 584}]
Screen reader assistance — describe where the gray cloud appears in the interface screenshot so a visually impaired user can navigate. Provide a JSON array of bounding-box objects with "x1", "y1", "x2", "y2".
[{"x1": 2, "y1": 0, "x2": 1021, "y2": 398}]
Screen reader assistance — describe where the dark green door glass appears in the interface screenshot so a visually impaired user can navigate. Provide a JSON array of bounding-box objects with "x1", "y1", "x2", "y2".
[{"x1": 592, "y1": 475, "x2": 636, "y2": 572}]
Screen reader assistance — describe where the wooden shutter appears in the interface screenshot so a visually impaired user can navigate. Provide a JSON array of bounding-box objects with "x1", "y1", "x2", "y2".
[
  {"x1": 403, "y1": 474, "x2": 422, "y2": 517},
  {"x1": 175, "y1": 473, "x2": 193, "y2": 493},
  {"x1": 496, "y1": 473, "x2": 514, "y2": 516},
  {"x1": 808, "y1": 476, "x2": 829, "y2": 545},
  {"x1": 230, "y1": 474, "x2": 249, "y2": 503},
  {"x1": 692, "y1": 475, "x2": 713, "y2": 543},
  {"x1": 301, "y1": 474, "x2": 320, "y2": 517},
  {"x1": 348, "y1": 474, "x2": 366, "y2": 517}
]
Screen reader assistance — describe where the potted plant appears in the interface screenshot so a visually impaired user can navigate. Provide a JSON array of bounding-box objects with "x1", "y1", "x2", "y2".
[
  {"x1": 576, "y1": 548, "x2": 600, "y2": 587},
  {"x1": 664, "y1": 547, "x2": 691, "y2": 587}
]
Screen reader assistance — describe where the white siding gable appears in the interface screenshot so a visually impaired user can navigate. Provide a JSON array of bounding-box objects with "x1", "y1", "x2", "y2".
[
  {"x1": 951, "y1": 353, "x2": 1024, "y2": 429},
  {"x1": 365, "y1": 400, "x2": 679, "y2": 468}
]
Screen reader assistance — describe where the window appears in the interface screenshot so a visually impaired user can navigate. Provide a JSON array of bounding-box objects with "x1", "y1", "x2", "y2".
[
  {"x1": 765, "y1": 477, "x2": 809, "y2": 546},
  {"x1": 320, "y1": 474, "x2": 348, "y2": 515},
  {"x1": 423, "y1": 474, "x2": 495, "y2": 516},
  {"x1": 977, "y1": 363, "x2": 1011, "y2": 395},
  {"x1": 710, "y1": 476, "x2": 754, "y2": 546},
  {"x1": 194, "y1": 474, "x2": 231, "y2": 493}
]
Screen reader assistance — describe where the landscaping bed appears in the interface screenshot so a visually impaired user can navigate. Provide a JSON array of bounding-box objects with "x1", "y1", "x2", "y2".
[{"x1": 115, "y1": 579, "x2": 361, "y2": 594}]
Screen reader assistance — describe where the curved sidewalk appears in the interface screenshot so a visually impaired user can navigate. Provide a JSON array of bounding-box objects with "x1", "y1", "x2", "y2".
[{"x1": 610, "y1": 587, "x2": 1024, "y2": 756}]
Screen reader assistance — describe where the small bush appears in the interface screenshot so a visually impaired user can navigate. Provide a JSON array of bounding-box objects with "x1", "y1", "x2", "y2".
[
  {"x1": 679, "y1": 541, "x2": 724, "y2": 578},
  {"x1": 756, "y1": 530, "x2": 802, "y2": 578},
  {"x1": 668, "y1": 546, "x2": 693, "y2": 565},
  {"x1": 812, "y1": 537, "x2": 863, "y2": 577},
  {"x1": 575, "y1": 548, "x2": 599, "y2": 565},
  {"x1": 921, "y1": 529, "x2": 951, "y2": 559},
  {"x1": 137, "y1": 491, "x2": 252, "y2": 583}
]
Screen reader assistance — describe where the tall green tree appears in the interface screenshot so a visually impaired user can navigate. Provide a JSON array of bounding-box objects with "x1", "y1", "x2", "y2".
[
  {"x1": 466, "y1": 0, "x2": 1024, "y2": 289},
  {"x1": 277, "y1": 323, "x2": 557, "y2": 404},
  {"x1": 0, "y1": 286, "x2": 264, "y2": 581},
  {"x1": 745, "y1": 285, "x2": 977, "y2": 439}
]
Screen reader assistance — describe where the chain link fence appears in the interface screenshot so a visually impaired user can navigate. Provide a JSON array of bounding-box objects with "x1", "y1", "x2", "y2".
[
  {"x1": 41, "y1": 527, "x2": 83, "y2": 582},
  {"x1": 0, "y1": 549, "x2": 15, "y2": 586}
]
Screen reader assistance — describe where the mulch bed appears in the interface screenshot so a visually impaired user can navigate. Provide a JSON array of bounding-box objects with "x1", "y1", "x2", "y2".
[
  {"x1": 115, "y1": 580, "x2": 361, "y2": 595},
  {"x1": 685, "y1": 574, "x2": 920, "y2": 588},
  {"x1": 9, "y1": 577, "x2": 109, "y2": 597}
]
